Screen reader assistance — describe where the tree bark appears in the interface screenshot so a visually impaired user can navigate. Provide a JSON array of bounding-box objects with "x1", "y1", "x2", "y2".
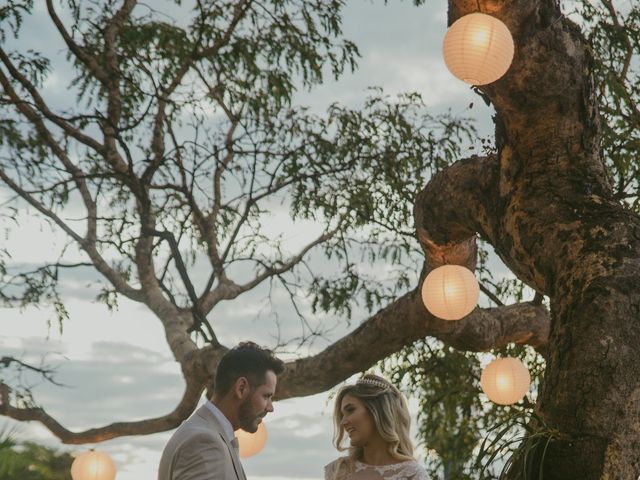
[{"x1": 418, "y1": 0, "x2": 640, "y2": 477}]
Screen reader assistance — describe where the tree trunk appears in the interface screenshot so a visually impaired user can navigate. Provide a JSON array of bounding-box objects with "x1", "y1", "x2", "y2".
[{"x1": 429, "y1": 0, "x2": 640, "y2": 477}]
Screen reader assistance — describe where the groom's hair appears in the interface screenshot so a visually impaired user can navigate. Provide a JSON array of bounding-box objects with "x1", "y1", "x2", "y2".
[{"x1": 213, "y1": 341, "x2": 284, "y2": 396}]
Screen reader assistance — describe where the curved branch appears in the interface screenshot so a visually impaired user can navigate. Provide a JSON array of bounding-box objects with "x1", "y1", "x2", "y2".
[
  {"x1": 0, "y1": 373, "x2": 204, "y2": 445},
  {"x1": 415, "y1": 153, "x2": 552, "y2": 293},
  {"x1": 415, "y1": 155, "x2": 498, "y2": 248},
  {"x1": 275, "y1": 288, "x2": 549, "y2": 400}
]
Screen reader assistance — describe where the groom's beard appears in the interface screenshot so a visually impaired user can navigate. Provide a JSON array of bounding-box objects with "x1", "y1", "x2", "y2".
[{"x1": 238, "y1": 395, "x2": 261, "y2": 433}]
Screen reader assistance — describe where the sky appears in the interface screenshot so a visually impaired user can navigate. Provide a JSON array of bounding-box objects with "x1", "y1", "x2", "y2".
[{"x1": 0, "y1": 1, "x2": 502, "y2": 479}]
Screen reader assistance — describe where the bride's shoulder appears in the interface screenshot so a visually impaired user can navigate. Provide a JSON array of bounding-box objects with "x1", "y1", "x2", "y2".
[
  {"x1": 324, "y1": 456, "x2": 350, "y2": 478},
  {"x1": 403, "y1": 459, "x2": 429, "y2": 479}
]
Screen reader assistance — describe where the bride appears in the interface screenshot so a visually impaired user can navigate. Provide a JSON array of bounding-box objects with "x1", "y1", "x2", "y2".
[{"x1": 324, "y1": 374, "x2": 429, "y2": 480}]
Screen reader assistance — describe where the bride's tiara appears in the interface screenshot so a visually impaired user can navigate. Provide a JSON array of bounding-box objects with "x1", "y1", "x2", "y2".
[{"x1": 356, "y1": 377, "x2": 390, "y2": 390}]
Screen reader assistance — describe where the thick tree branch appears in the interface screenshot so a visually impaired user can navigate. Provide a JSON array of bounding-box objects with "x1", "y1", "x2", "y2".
[
  {"x1": 276, "y1": 289, "x2": 548, "y2": 399},
  {"x1": 415, "y1": 147, "x2": 594, "y2": 295},
  {"x1": 415, "y1": 155, "x2": 497, "y2": 248}
]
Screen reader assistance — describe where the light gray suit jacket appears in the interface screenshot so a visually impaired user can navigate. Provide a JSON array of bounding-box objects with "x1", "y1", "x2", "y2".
[{"x1": 158, "y1": 405, "x2": 247, "y2": 480}]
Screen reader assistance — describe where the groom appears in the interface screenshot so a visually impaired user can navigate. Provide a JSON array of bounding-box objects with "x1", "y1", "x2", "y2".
[{"x1": 158, "y1": 342, "x2": 285, "y2": 480}]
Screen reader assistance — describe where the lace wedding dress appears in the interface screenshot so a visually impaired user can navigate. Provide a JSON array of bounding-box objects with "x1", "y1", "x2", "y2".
[{"x1": 324, "y1": 458, "x2": 429, "y2": 480}]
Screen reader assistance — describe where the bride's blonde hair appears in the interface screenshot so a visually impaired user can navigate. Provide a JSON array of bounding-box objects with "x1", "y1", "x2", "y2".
[{"x1": 330, "y1": 374, "x2": 414, "y2": 480}]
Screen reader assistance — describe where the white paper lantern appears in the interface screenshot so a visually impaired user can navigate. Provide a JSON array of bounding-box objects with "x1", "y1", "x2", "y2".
[
  {"x1": 481, "y1": 357, "x2": 531, "y2": 405},
  {"x1": 237, "y1": 422, "x2": 268, "y2": 458},
  {"x1": 421, "y1": 265, "x2": 479, "y2": 320},
  {"x1": 71, "y1": 450, "x2": 116, "y2": 480},
  {"x1": 443, "y1": 12, "x2": 515, "y2": 85}
]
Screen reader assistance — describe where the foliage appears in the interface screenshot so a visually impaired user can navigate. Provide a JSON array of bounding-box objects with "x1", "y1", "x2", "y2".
[
  {"x1": 384, "y1": 341, "x2": 545, "y2": 479},
  {"x1": 0, "y1": 428, "x2": 73, "y2": 480},
  {"x1": 575, "y1": 0, "x2": 640, "y2": 211},
  {"x1": 475, "y1": 410, "x2": 560, "y2": 480}
]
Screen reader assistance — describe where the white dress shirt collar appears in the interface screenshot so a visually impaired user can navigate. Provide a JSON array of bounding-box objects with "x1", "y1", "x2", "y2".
[{"x1": 205, "y1": 400, "x2": 235, "y2": 441}]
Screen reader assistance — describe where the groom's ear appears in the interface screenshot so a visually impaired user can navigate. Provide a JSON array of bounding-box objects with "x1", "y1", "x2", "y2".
[{"x1": 234, "y1": 376, "x2": 251, "y2": 399}]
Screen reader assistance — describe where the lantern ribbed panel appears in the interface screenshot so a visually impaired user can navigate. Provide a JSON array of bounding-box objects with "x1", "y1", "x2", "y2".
[
  {"x1": 443, "y1": 13, "x2": 514, "y2": 85},
  {"x1": 421, "y1": 265, "x2": 479, "y2": 320},
  {"x1": 71, "y1": 450, "x2": 116, "y2": 480},
  {"x1": 480, "y1": 357, "x2": 531, "y2": 405},
  {"x1": 237, "y1": 422, "x2": 268, "y2": 458}
]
